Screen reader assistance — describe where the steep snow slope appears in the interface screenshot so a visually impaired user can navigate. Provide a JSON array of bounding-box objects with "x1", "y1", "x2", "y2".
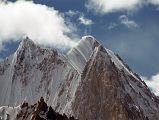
[
  {"x1": 67, "y1": 36, "x2": 99, "y2": 73},
  {"x1": 0, "y1": 37, "x2": 80, "y2": 113},
  {"x1": 0, "y1": 36, "x2": 159, "y2": 120}
]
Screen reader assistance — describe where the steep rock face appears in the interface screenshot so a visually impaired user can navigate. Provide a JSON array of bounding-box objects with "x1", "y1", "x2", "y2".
[
  {"x1": 72, "y1": 44, "x2": 159, "y2": 120},
  {"x1": 0, "y1": 36, "x2": 159, "y2": 120},
  {"x1": 0, "y1": 37, "x2": 80, "y2": 115}
]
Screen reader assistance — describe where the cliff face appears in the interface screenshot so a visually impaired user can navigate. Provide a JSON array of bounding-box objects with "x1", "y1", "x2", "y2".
[
  {"x1": 0, "y1": 37, "x2": 80, "y2": 114},
  {"x1": 72, "y1": 45, "x2": 159, "y2": 120},
  {"x1": 0, "y1": 36, "x2": 159, "y2": 120}
]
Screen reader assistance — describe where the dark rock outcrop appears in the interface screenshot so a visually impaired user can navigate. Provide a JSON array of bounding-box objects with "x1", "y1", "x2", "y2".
[{"x1": 17, "y1": 97, "x2": 77, "y2": 120}]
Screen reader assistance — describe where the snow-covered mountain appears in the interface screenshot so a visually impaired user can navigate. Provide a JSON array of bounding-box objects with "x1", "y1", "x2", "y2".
[{"x1": 0, "y1": 36, "x2": 159, "y2": 120}]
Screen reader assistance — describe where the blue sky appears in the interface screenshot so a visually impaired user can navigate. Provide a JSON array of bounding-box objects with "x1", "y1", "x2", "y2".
[{"x1": 0, "y1": 0, "x2": 159, "y2": 80}]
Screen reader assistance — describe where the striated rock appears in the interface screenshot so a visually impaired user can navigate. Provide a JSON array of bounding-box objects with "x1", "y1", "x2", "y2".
[{"x1": 0, "y1": 36, "x2": 159, "y2": 120}]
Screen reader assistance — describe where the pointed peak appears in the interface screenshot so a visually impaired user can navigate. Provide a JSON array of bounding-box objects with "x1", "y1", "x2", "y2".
[
  {"x1": 81, "y1": 35, "x2": 95, "y2": 41},
  {"x1": 20, "y1": 36, "x2": 35, "y2": 47},
  {"x1": 17, "y1": 37, "x2": 37, "y2": 51},
  {"x1": 71, "y1": 36, "x2": 100, "y2": 54},
  {"x1": 78, "y1": 36, "x2": 108, "y2": 54},
  {"x1": 67, "y1": 36, "x2": 102, "y2": 73},
  {"x1": 80, "y1": 35, "x2": 99, "y2": 47}
]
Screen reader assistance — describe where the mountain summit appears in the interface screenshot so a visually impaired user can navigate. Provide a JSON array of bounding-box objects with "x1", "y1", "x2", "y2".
[{"x1": 0, "y1": 36, "x2": 159, "y2": 120}]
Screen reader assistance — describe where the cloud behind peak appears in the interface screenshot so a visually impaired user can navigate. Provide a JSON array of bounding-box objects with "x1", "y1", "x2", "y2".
[{"x1": 0, "y1": 1, "x2": 77, "y2": 51}]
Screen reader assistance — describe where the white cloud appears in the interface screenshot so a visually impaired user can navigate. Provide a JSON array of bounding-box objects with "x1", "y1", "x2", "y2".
[
  {"x1": 65, "y1": 10, "x2": 94, "y2": 27},
  {"x1": 86, "y1": 0, "x2": 143, "y2": 14},
  {"x1": 78, "y1": 15, "x2": 94, "y2": 26},
  {"x1": 0, "y1": 42, "x2": 3, "y2": 51},
  {"x1": 0, "y1": 0, "x2": 7, "y2": 3},
  {"x1": 65, "y1": 10, "x2": 79, "y2": 17},
  {"x1": 107, "y1": 23, "x2": 118, "y2": 30},
  {"x1": 119, "y1": 15, "x2": 139, "y2": 28},
  {"x1": 148, "y1": 0, "x2": 159, "y2": 5},
  {"x1": 0, "y1": 1, "x2": 78, "y2": 51},
  {"x1": 86, "y1": 0, "x2": 159, "y2": 14},
  {"x1": 142, "y1": 74, "x2": 159, "y2": 96},
  {"x1": 107, "y1": 15, "x2": 138, "y2": 30}
]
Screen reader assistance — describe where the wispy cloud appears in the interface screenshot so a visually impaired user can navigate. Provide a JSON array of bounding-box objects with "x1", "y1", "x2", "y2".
[
  {"x1": 148, "y1": 0, "x2": 159, "y2": 5},
  {"x1": 65, "y1": 10, "x2": 94, "y2": 27},
  {"x1": 65, "y1": 10, "x2": 79, "y2": 17},
  {"x1": 86, "y1": 0, "x2": 159, "y2": 14},
  {"x1": 78, "y1": 15, "x2": 94, "y2": 26},
  {"x1": 0, "y1": 1, "x2": 78, "y2": 51},
  {"x1": 107, "y1": 15, "x2": 138, "y2": 30},
  {"x1": 119, "y1": 15, "x2": 139, "y2": 28},
  {"x1": 86, "y1": 0, "x2": 143, "y2": 14},
  {"x1": 142, "y1": 74, "x2": 159, "y2": 96},
  {"x1": 107, "y1": 23, "x2": 118, "y2": 30},
  {"x1": 0, "y1": 42, "x2": 3, "y2": 52},
  {"x1": 0, "y1": 0, "x2": 7, "y2": 3}
]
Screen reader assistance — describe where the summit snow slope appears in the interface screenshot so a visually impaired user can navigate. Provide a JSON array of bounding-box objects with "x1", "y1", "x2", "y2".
[
  {"x1": 0, "y1": 36, "x2": 159, "y2": 120},
  {"x1": 0, "y1": 37, "x2": 80, "y2": 112}
]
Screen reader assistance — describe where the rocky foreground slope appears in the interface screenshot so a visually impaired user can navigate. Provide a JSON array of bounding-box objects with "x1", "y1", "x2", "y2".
[{"x1": 0, "y1": 36, "x2": 159, "y2": 120}]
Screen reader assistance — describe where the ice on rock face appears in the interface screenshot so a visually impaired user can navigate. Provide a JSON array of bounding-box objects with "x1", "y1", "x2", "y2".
[
  {"x1": 0, "y1": 37, "x2": 80, "y2": 109},
  {"x1": 67, "y1": 35, "x2": 137, "y2": 78},
  {"x1": 0, "y1": 36, "x2": 159, "y2": 120},
  {"x1": 67, "y1": 36, "x2": 99, "y2": 73}
]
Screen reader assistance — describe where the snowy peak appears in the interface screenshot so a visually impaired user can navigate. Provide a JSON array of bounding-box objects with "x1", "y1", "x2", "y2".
[
  {"x1": 14, "y1": 37, "x2": 59, "y2": 67},
  {"x1": 0, "y1": 36, "x2": 159, "y2": 120},
  {"x1": 80, "y1": 35, "x2": 99, "y2": 48},
  {"x1": 67, "y1": 35, "x2": 100, "y2": 73},
  {"x1": 15, "y1": 37, "x2": 38, "y2": 63},
  {"x1": 21, "y1": 37, "x2": 35, "y2": 46},
  {"x1": 17, "y1": 37, "x2": 37, "y2": 51},
  {"x1": 76, "y1": 36, "x2": 100, "y2": 58},
  {"x1": 72, "y1": 39, "x2": 159, "y2": 120}
]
